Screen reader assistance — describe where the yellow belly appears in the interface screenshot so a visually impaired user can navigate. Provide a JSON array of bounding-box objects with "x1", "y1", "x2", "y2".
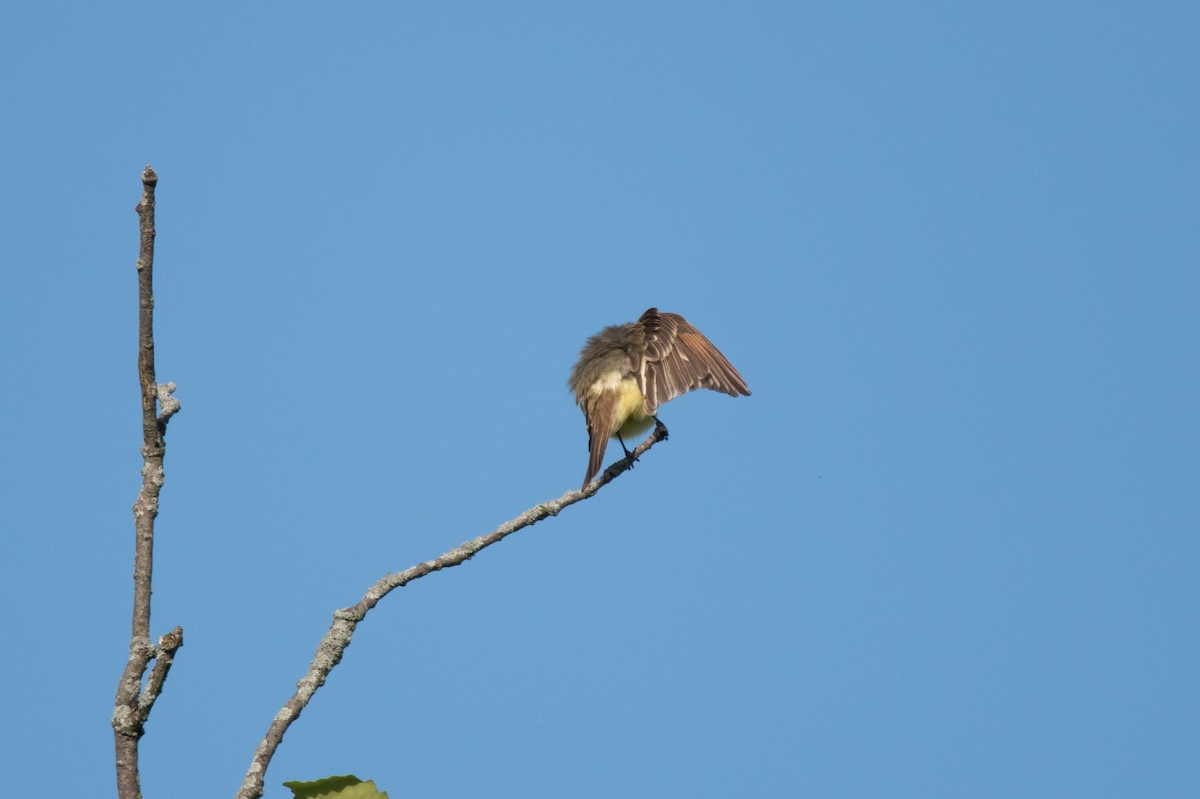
[{"x1": 613, "y1": 378, "x2": 653, "y2": 438}]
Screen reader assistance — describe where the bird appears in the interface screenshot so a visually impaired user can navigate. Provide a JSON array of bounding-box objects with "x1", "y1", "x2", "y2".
[{"x1": 568, "y1": 307, "x2": 750, "y2": 489}]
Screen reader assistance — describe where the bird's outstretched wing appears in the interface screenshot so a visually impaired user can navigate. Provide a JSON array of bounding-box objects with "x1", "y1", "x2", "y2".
[{"x1": 631, "y1": 308, "x2": 751, "y2": 415}]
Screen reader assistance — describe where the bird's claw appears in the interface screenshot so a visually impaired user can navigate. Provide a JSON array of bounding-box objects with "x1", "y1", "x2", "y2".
[
  {"x1": 653, "y1": 416, "x2": 669, "y2": 441},
  {"x1": 618, "y1": 435, "x2": 638, "y2": 467}
]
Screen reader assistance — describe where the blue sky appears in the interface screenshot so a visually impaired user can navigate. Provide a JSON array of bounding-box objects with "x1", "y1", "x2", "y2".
[{"x1": 2, "y1": 2, "x2": 1198, "y2": 797}]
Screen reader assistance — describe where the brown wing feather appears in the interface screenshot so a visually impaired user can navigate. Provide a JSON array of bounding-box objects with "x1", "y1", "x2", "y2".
[
  {"x1": 632, "y1": 308, "x2": 750, "y2": 415},
  {"x1": 582, "y1": 390, "x2": 619, "y2": 489}
]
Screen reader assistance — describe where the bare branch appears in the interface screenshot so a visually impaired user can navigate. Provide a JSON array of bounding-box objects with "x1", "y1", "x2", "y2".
[
  {"x1": 112, "y1": 165, "x2": 183, "y2": 799},
  {"x1": 234, "y1": 422, "x2": 669, "y2": 799},
  {"x1": 138, "y1": 627, "x2": 185, "y2": 717}
]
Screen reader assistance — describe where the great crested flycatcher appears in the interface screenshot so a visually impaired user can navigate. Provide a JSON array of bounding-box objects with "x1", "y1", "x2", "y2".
[{"x1": 568, "y1": 307, "x2": 750, "y2": 489}]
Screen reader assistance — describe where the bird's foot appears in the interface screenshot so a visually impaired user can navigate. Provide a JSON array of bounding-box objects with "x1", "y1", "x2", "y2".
[
  {"x1": 618, "y1": 434, "x2": 638, "y2": 467},
  {"x1": 653, "y1": 416, "x2": 669, "y2": 441}
]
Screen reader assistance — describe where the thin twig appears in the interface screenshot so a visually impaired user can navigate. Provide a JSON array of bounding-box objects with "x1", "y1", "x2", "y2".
[
  {"x1": 234, "y1": 422, "x2": 668, "y2": 799},
  {"x1": 112, "y1": 165, "x2": 183, "y2": 799}
]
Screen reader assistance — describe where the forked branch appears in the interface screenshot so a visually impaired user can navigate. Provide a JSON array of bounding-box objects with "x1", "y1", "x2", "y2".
[{"x1": 112, "y1": 166, "x2": 183, "y2": 799}]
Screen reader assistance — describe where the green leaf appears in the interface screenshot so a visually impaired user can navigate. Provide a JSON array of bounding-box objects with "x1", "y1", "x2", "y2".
[{"x1": 282, "y1": 774, "x2": 390, "y2": 799}]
